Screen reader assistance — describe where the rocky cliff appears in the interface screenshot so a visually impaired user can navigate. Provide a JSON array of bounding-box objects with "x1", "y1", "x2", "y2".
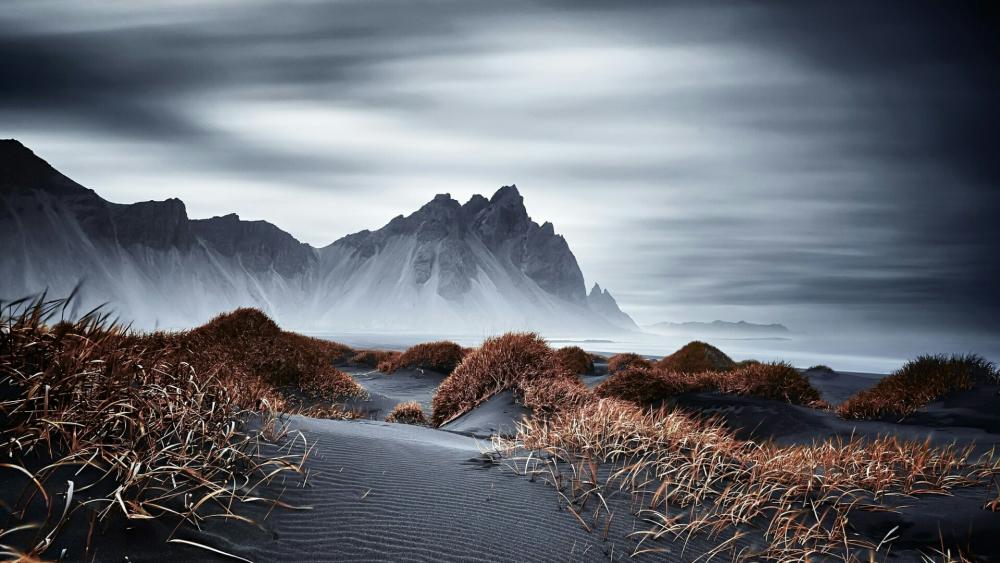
[{"x1": 0, "y1": 139, "x2": 637, "y2": 334}]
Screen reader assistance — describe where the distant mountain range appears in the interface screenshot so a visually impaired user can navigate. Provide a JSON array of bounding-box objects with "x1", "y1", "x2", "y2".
[
  {"x1": 0, "y1": 139, "x2": 637, "y2": 334},
  {"x1": 645, "y1": 320, "x2": 789, "y2": 335}
]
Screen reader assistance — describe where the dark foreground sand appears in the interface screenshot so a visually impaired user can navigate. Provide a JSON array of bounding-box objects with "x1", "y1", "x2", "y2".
[
  {"x1": 802, "y1": 367, "x2": 883, "y2": 405},
  {"x1": 70, "y1": 402, "x2": 998, "y2": 562},
  {"x1": 7, "y1": 366, "x2": 999, "y2": 561},
  {"x1": 124, "y1": 417, "x2": 670, "y2": 562},
  {"x1": 340, "y1": 366, "x2": 447, "y2": 419},
  {"x1": 668, "y1": 378, "x2": 1000, "y2": 559}
]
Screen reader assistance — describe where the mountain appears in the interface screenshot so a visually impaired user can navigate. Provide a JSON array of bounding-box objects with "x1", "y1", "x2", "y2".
[
  {"x1": 0, "y1": 139, "x2": 637, "y2": 334},
  {"x1": 645, "y1": 320, "x2": 790, "y2": 335},
  {"x1": 587, "y1": 283, "x2": 639, "y2": 331}
]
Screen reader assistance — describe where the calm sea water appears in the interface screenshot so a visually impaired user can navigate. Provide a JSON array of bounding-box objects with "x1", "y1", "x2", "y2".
[{"x1": 304, "y1": 326, "x2": 999, "y2": 375}]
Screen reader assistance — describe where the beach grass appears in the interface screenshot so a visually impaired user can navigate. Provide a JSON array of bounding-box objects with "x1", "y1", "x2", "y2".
[
  {"x1": 496, "y1": 397, "x2": 1000, "y2": 561},
  {"x1": 554, "y1": 346, "x2": 595, "y2": 375},
  {"x1": 379, "y1": 341, "x2": 467, "y2": 375},
  {"x1": 606, "y1": 352, "x2": 652, "y2": 374},
  {"x1": 595, "y1": 360, "x2": 824, "y2": 406},
  {"x1": 384, "y1": 401, "x2": 429, "y2": 425},
  {"x1": 349, "y1": 349, "x2": 401, "y2": 370},
  {"x1": 838, "y1": 354, "x2": 998, "y2": 420},
  {"x1": 654, "y1": 340, "x2": 736, "y2": 373},
  {"x1": 0, "y1": 297, "x2": 353, "y2": 559}
]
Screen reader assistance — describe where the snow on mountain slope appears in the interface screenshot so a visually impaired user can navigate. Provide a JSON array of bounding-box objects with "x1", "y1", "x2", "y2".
[{"x1": 0, "y1": 139, "x2": 638, "y2": 334}]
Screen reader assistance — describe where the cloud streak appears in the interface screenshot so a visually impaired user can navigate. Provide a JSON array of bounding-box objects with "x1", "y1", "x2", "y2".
[{"x1": 1, "y1": 0, "x2": 997, "y2": 336}]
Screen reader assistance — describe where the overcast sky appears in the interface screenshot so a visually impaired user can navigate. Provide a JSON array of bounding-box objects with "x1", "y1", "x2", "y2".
[{"x1": 2, "y1": 0, "x2": 998, "y2": 335}]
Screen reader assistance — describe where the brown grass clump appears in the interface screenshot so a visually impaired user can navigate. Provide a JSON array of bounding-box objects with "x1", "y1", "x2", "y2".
[
  {"x1": 596, "y1": 361, "x2": 823, "y2": 406},
  {"x1": 380, "y1": 341, "x2": 467, "y2": 375},
  {"x1": 189, "y1": 308, "x2": 362, "y2": 405},
  {"x1": 520, "y1": 373, "x2": 593, "y2": 416},
  {"x1": 496, "y1": 398, "x2": 1000, "y2": 561},
  {"x1": 838, "y1": 354, "x2": 998, "y2": 420},
  {"x1": 431, "y1": 333, "x2": 555, "y2": 425},
  {"x1": 655, "y1": 340, "x2": 735, "y2": 373},
  {"x1": 431, "y1": 333, "x2": 589, "y2": 426},
  {"x1": 350, "y1": 349, "x2": 401, "y2": 370},
  {"x1": 593, "y1": 365, "x2": 677, "y2": 404},
  {"x1": 384, "y1": 401, "x2": 429, "y2": 425},
  {"x1": 0, "y1": 297, "x2": 313, "y2": 560},
  {"x1": 606, "y1": 352, "x2": 652, "y2": 373},
  {"x1": 555, "y1": 346, "x2": 595, "y2": 375}
]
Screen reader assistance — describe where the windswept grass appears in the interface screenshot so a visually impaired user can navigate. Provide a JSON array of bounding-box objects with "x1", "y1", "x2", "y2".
[
  {"x1": 596, "y1": 361, "x2": 823, "y2": 406},
  {"x1": 606, "y1": 352, "x2": 651, "y2": 374},
  {"x1": 384, "y1": 401, "x2": 429, "y2": 425},
  {"x1": 380, "y1": 341, "x2": 466, "y2": 375},
  {"x1": 189, "y1": 308, "x2": 363, "y2": 405},
  {"x1": 430, "y1": 333, "x2": 593, "y2": 425},
  {"x1": 655, "y1": 340, "x2": 735, "y2": 373},
  {"x1": 554, "y1": 346, "x2": 595, "y2": 375},
  {"x1": 0, "y1": 297, "x2": 320, "y2": 560},
  {"x1": 349, "y1": 349, "x2": 401, "y2": 371},
  {"x1": 431, "y1": 333, "x2": 557, "y2": 425},
  {"x1": 838, "y1": 354, "x2": 998, "y2": 420},
  {"x1": 495, "y1": 398, "x2": 1000, "y2": 561}
]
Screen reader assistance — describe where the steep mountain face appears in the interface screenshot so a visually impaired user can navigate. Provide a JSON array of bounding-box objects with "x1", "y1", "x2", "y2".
[
  {"x1": 0, "y1": 139, "x2": 638, "y2": 334},
  {"x1": 587, "y1": 283, "x2": 639, "y2": 330}
]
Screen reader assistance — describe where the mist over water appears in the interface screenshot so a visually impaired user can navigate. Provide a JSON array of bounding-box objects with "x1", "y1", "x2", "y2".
[{"x1": 309, "y1": 324, "x2": 999, "y2": 375}]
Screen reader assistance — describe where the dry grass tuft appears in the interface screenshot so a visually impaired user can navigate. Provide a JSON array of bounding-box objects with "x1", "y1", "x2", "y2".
[
  {"x1": 520, "y1": 373, "x2": 593, "y2": 416},
  {"x1": 606, "y1": 352, "x2": 652, "y2": 374},
  {"x1": 431, "y1": 333, "x2": 557, "y2": 425},
  {"x1": 349, "y1": 349, "x2": 401, "y2": 371},
  {"x1": 555, "y1": 346, "x2": 595, "y2": 375},
  {"x1": 384, "y1": 401, "x2": 429, "y2": 425},
  {"x1": 189, "y1": 308, "x2": 362, "y2": 406},
  {"x1": 496, "y1": 398, "x2": 1000, "y2": 561},
  {"x1": 838, "y1": 354, "x2": 998, "y2": 420},
  {"x1": 655, "y1": 340, "x2": 735, "y2": 373},
  {"x1": 431, "y1": 333, "x2": 592, "y2": 425},
  {"x1": 596, "y1": 361, "x2": 824, "y2": 406},
  {"x1": 380, "y1": 341, "x2": 467, "y2": 375},
  {"x1": 0, "y1": 297, "x2": 322, "y2": 559}
]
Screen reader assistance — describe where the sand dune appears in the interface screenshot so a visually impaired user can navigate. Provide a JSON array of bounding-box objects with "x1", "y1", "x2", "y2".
[
  {"x1": 440, "y1": 391, "x2": 529, "y2": 437},
  {"x1": 802, "y1": 367, "x2": 882, "y2": 405},
  {"x1": 186, "y1": 417, "x2": 670, "y2": 562},
  {"x1": 10, "y1": 344, "x2": 997, "y2": 561}
]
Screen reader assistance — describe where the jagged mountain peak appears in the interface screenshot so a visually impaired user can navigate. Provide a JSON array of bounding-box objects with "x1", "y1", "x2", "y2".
[
  {"x1": 1, "y1": 140, "x2": 638, "y2": 333},
  {"x1": 0, "y1": 139, "x2": 92, "y2": 199},
  {"x1": 327, "y1": 184, "x2": 586, "y2": 303},
  {"x1": 489, "y1": 184, "x2": 521, "y2": 203},
  {"x1": 587, "y1": 282, "x2": 639, "y2": 330},
  {"x1": 0, "y1": 138, "x2": 36, "y2": 161},
  {"x1": 463, "y1": 193, "x2": 489, "y2": 212}
]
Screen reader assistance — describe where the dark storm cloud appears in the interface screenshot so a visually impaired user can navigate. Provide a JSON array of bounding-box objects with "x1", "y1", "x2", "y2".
[
  {"x1": 1, "y1": 0, "x2": 997, "y2": 330},
  {"x1": 0, "y1": 1, "x2": 500, "y2": 179}
]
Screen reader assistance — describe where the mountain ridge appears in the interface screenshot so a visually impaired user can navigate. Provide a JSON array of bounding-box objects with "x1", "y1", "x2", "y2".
[{"x1": 0, "y1": 139, "x2": 636, "y2": 334}]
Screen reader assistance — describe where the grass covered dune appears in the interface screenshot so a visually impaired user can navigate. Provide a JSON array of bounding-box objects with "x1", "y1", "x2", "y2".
[
  {"x1": 3, "y1": 299, "x2": 1000, "y2": 562},
  {"x1": 0, "y1": 297, "x2": 365, "y2": 561}
]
